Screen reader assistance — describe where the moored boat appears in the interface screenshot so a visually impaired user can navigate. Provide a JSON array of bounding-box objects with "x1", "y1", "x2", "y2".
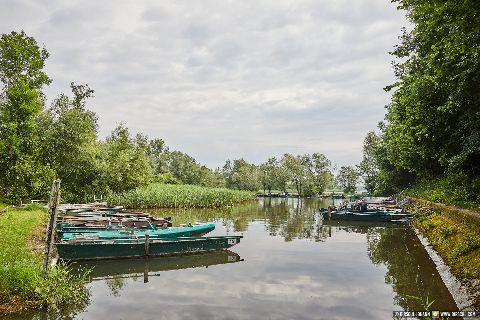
[
  {"x1": 56, "y1": 235, "x2": 243, "y2": 261},
  {"x1": 320, "y1": 209, "x2": 411, "y2": 222},
  {"x1": 59, "y1": 222, "x2": 216, "y2": 240},
  {"x1": 320, "y1": 201, "x2": 411, "y2": 222}
]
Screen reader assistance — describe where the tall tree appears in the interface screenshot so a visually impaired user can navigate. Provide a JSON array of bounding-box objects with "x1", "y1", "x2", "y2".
[
  {"x1": 38, "y1": 83, "x2": 99, "y2": 201},
  {"x1": 336, "y1": 166, "x2": 359, "y2": 194},
  {"x1": 224, "y1": 158, "x2": 260, "y2": 192},
  {"x1": 281, "y1": 153, "x2": 306, "y2": 196},
  {"x1": 100, "y1": 124, "x2": 152, "y2": 193},
  {"x1": 358, "y1": 131, "x2": 381, "y2": 194},
  {"x1": 0, "y1": 31, "x2": 53, "y2": 203},
  {"x1": 259, "y1": 158, "x2": 278, "y2": 195},
  {"x1": 380, "y1": 0, "x2": 480, "y2": 197},
  {"x1": 307, "y1": 153, "x2": 332, "y2": 195}
]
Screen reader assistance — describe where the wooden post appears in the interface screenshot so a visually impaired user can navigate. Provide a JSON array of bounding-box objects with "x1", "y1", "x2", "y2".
[
  {"x1": 144, "y1": 234, "x2": 150, "y2": 258},
  {"x1": 43, "y1": 179, "x2": 61, "y2": 278},
  {"x1": 144, "y1": 261, "x2": 149, "y2": 283}
]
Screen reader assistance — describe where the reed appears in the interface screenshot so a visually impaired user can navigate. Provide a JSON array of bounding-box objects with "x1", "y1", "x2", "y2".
[
  {"x1": 0, "y1": 205, "x2": 89, "y2": 313},
  {"x1": 107, "y1": 183, "x2": 256, "y2": 208}
]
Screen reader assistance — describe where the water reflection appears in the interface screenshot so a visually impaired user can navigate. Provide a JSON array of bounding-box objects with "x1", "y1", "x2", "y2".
[
  {"x1": 366, "y1": 227, "x2": 457, "y2": 311},
  {"x1": 7, "y1": 198, "x2": 461, "y2": 320}
]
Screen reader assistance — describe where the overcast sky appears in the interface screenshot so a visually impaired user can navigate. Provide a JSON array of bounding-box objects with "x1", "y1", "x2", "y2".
[{"x1": 1, "y1": 0, "x2": 408, "y2": 169}]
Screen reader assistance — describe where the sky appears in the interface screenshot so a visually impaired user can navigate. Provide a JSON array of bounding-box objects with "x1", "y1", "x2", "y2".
[{"x1": 1, "y1": 0, "x2": 408, "y2": 169}]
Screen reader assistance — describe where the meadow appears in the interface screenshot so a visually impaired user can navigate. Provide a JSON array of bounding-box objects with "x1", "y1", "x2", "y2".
[{"x1": 0, "y1": 204, "x2": 89, "y2": 314}]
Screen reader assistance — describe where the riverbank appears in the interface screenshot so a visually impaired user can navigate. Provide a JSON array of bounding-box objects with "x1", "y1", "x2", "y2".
[
  {"x1": 407, "y1": 197, "x2": 480, "y2": 309},
  {"x1": 107, "y1": 183, "x2": 256, "y2": 208},
  {"x1": 0, "y1": 204, "x2": 89, "y2": 315},
  {"x1": 404, "y1": 177, "x2": 480, "y2": 213}
]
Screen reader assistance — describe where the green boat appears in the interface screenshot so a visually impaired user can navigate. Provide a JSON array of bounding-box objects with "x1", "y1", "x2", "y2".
[
  {"x1": 59, "y1": 223, "x2": 216, "y2": 240},
  {"x1": 56, "y1": 235, "x2": 243, "y2": 261},
  {"x1": 320, "y1": 208, "x2": 411, "y2": 222}
]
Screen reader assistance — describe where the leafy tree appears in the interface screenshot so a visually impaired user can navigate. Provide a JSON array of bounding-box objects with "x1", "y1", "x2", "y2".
[
  {"x1": 281, "y1": 154, "x2": 306, "y2": 196},
  {"x1": 0, "y1": 31, "x2": 53, "y2": 203},
  {"x1": 378, "y1": 0, "x2": 480, "y2": 198},
  {"x1": 99, "y1": 124, "x2": 152, "y2": 193},
  {"x1": 38, "y1": 83, "x2": 99, "y2": 202},
  {"x1": 259, "y1": 158, "x2": 278, "y2": 195},
  {"x1": 358, "y1": 131, "x2": 381, "y2": 194},
  {"x1": 164, "y1": 151, "x2": 205, "y2": 185},
  {"x1": 147, "y1": 138, "x2": 169, "y2": 174},
  {"x1": 224, "y1": 158, "x2": 259, "y2": 192},
  {"x1": 306, "y1": 153, "x2": 332, "y2": 195},
  {"x1": 274, "y1": 161, "x2": 290, "y2": 194},
  {"x1": 335, "y1": 166, "x2": 359, "y2": 194}
]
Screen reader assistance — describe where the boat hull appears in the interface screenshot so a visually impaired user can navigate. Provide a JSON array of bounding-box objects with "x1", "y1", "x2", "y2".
[
  {"x1": 60, "y1": 223, "x2": 216, "y2": 240},
  {"x1": 56, "y1": 235, "x2": 242, "y2": 261},
  {"x1": 320, "y1": 210, "x2": 411, "y2": 222}
]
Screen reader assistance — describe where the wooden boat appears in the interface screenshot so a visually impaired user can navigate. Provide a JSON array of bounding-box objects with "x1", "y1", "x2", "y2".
[
  {"x1": 56, "y1": 235, "x2": 243, "y2": 261},
  {"x1": 57, "y1": 211, "x2": 171, "y2": 229},
  {"x1": 56, "y1": 217, "x2": 172, "y2": 233},
  {"x1": 59, "y1": 222, "x2": 216, "y2": 240}
]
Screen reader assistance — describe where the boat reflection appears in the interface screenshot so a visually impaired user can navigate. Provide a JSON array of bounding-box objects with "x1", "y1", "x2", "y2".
[{"x1": 70, "y1": 250, "x2": 242, "y2": 283}]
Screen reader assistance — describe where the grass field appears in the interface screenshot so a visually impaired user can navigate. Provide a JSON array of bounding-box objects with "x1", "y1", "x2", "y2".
[
  {"x1": 0, "y1": 204, "x2": 89, "y2": 314},
  {"x1": 107, "y1": 183, "x2": 256, "y2": 208}
]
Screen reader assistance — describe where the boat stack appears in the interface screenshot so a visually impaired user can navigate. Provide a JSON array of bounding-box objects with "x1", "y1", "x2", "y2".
[{"x1": 54, "y1": 204, "x2": 242, "y2": 261}]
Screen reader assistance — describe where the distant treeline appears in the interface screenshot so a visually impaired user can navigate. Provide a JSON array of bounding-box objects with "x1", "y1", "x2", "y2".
[
  {"x1": 359, "y1": 1, "x2": 480, "y2": 204},
  {"x1": 0, "y1": 31, "x2": 360, "y2": 204}
]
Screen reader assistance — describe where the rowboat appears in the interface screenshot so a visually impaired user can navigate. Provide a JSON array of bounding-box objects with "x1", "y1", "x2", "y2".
[
  {"x1": 56, "y1": 235, "x2": 243, "y2": 261},
  {"x1": 59, "y1": 222, "x2": 216, "y2": 240},
  {"x1": 57, "y1": 211, "x2": 172, "y2": 229}
]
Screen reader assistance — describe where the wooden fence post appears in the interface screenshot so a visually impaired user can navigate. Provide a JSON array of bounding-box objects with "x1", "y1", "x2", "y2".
[{"x1": 43, "y1": 179, "x2": 61, "y2": 278}]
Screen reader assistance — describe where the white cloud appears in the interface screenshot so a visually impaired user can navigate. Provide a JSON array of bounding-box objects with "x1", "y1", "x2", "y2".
[{"x1": 0, "y1": 0, "x2": 408, "y2": 168}]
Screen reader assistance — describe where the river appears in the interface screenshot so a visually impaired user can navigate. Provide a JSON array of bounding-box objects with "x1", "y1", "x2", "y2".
[{"x1": 10, "y1": 198, "x2": 458, "y2": 320}]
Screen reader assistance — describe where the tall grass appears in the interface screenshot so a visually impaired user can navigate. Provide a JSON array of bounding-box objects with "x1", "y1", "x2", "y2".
[
  {"x1": 0, "y1": 205, "x2": 89, "y2": 313},
  {"x1": 107, "y1": 183, "x2": 256, "y2": 208}
]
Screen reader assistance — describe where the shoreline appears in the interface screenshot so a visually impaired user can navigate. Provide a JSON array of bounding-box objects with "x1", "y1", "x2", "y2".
[
  {"x1": 414, "y1": 228, "x2": 480, "y2": 311},
  {"x1": 407, "y1": 197, "x2": 480, "y2": 310}
]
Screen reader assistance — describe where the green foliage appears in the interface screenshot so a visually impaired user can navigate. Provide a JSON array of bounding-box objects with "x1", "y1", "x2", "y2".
[
  {"x1": 358, "y1": 131, "x2": 381, "y2": 194},
  {"x1": 0, "y1": 31, "x2": 53, "y2": 203},
  {"x1": 107, "y1": 183, "x2": 255, "y2": 208},
  {"x1": 37, "y1": 83, "x2": 100, "y2": 202},
  {"x1": 223, "y1": 158, "x2": 260, "y2": 192},
  {"x1": 259, "y1": 158, "x2": 278, "y2": 194},
  {"x1": 98, "y1": 124, "x2": 152, "y2": 194},
  {"x1": 404, "y1": 172, "x2": 480, "y2": 210},
  {"x1": 369, "y1": 1, "x2": 480, "y2": 197},
  {"x1": 335, "y1": 166, "x2": 359, "y2": 194},
  {"x1": 0, "y1": 207, "x2": 89, "y2": 311},
  {"x1": 151, "y1": 173, "x2": 183, "y2": 185}
]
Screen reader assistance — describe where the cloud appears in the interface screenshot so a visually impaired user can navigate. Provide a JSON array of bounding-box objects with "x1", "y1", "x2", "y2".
[{"x1": 0, "y1": 0, "x2": 408, "y2": 168}]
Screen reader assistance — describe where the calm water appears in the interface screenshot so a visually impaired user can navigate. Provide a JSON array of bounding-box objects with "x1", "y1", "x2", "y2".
[{"x1": 10, "y1": 198, "x2": 458, "y2": 320}]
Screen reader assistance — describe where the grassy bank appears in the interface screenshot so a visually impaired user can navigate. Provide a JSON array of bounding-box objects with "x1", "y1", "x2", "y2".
[
  {"x1": 107, "y1": 183, "x2": 256, "y2": 209},
  {"x1": 0, "y1": 205, "x2": 89, "y2": 314},
  {"x1": 404, "y1": 175, "x2": 480, "y2": 213},
  {"x1": 408, "y1": 200, "x2": 480, "y2": 279}
]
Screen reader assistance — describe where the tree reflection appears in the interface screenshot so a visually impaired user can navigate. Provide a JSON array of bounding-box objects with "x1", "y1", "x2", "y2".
[
  {"x1": 144, "y1": 198, "x2": 333, "y2": 242},
  {"x1": 366, "y1": 227, "x2": 458, "y2": 312}
]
